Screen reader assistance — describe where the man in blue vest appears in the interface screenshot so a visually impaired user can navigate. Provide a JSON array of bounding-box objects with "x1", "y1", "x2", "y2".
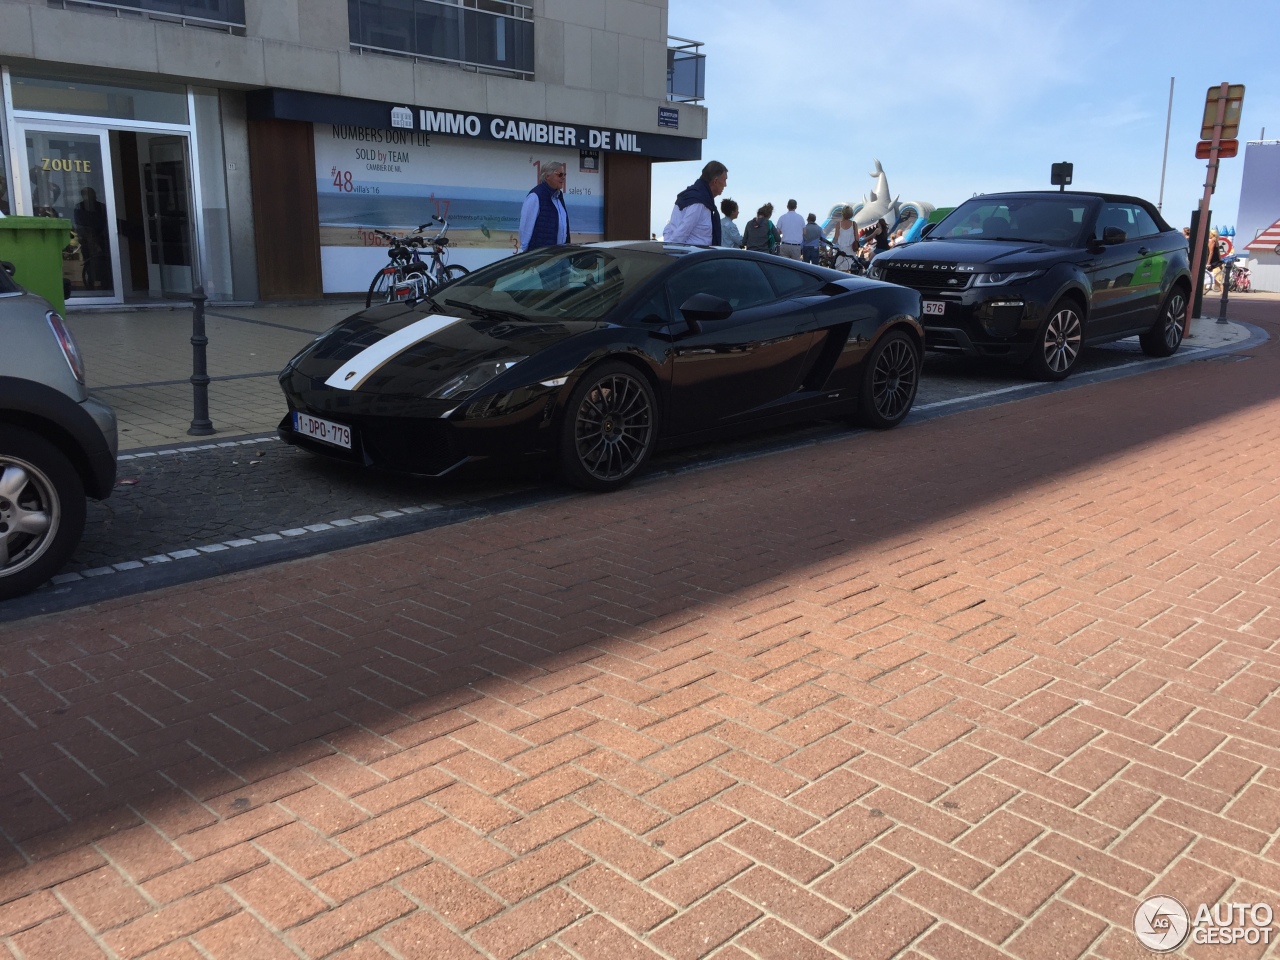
[{"x1": 518, "y1": 161, "x2": 570, "y2": 252}]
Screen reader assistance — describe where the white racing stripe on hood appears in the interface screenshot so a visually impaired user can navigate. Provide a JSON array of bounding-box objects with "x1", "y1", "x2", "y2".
[{"x1": 324, "y1": 315, "x2": 463, "y2": 391}]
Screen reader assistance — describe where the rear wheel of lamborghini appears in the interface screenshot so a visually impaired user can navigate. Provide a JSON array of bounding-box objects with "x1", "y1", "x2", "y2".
[{"x1": 559, "y1": 362, "x2": 657, "y2": 492}]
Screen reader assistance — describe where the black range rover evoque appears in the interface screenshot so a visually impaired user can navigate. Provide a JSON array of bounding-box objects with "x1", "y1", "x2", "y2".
[{"x1": 866, "y1": 192, "x2": 1192, "y2": 380}]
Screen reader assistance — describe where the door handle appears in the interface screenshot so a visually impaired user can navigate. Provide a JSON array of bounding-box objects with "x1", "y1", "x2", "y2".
[{"x1": 1137, "y1": 247, "x2": 1150, "y2": 256}]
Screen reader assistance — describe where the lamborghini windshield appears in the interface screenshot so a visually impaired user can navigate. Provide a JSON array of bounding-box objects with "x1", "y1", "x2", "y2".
[{"x1": 442, "y1": 247, "x2": 669, "y2": 321}]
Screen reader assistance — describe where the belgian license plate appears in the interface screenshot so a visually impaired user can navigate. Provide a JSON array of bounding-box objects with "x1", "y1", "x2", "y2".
[
  {"x1": 293, "y1": 411, "x2": 352, "y2": 449},
  {"x1": 922, "y1": 300, "x2": 947, "y2": 316}
]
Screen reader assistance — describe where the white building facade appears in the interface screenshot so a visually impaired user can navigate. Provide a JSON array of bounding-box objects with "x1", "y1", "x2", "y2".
[
  {"x1": 0, "y1": 0, "x2": 706, "y2": 303},
  {"x1": 1234, "y1": 140, "x2": 1280, "y2": 292}
]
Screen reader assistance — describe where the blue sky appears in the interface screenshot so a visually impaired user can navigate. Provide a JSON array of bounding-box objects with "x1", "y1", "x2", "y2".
[{"x1": 653, "y1": 0, "x2": 1280, "y2": 236}]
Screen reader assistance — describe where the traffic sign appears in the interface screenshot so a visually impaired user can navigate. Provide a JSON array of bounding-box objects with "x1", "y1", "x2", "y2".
[
  {"x1": 1196, "y1": 139, "x2": 1238, "y2": 159},
  {"x1": 1201, "y1": 84, "x2": 1245, "y2": 139}
]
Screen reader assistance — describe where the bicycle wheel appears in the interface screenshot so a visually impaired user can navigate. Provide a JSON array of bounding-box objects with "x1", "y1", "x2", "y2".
[
  {"x1": 365, "y1": 266, "x2": 398, "y2": 308},
  {"x1": 439, "y1": 264, "x2": 469, "y2": 287}
]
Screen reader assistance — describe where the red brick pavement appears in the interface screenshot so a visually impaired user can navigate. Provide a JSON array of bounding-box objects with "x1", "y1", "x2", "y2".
[{"x1": 1, "y1": 299, "x2": 1279, "y2": 959}]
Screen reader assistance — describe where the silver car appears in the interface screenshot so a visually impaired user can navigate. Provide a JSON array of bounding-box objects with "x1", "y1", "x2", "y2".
[{"x1": 0, "y1": 260, "x2": 117, "y2": 600}]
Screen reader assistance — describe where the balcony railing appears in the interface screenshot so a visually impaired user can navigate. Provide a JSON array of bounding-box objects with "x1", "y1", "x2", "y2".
[
  {"x1": 48, "y1": 0, "x2": 246, "y2": 32},
  {"x1": 349, "y1": 0, "x2": 534, "y2": 79},
  {"x1": 667, "y1": 36, "x2": 705, "y2": 103}
]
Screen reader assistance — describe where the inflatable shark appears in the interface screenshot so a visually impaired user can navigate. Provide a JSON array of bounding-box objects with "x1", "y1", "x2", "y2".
[
  {"x1": 855, "y1": 159, "x2": 896, "y2": 229},
  {"x1": 823, "y1": 160, "x2": 935, "y2": 244}
]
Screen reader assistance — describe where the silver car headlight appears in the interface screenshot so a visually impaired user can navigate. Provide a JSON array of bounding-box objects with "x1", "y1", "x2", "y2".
[{"x1": 427, "y1": 357, "x2": 526, "y2": 400}]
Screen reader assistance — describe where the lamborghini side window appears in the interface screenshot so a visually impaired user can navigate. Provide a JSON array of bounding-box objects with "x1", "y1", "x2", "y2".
[
  {"x1": 758, "y1": 262, "x2": 826, "y2": 298},
  {"x1": 665, "y1": 260, "x2": 777, "y2": 313}
]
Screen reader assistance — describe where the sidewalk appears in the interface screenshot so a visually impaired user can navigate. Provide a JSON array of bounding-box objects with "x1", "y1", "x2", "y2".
[
  {"x1": 66, "y1": 296, "x2": 1270, "y2": 453},
  {"x1": 66, "y1": 300, "x2": 361, "y2": 450},
  {"x1": 1, "y1": 297, "x2": 1275, "y2": 959}
]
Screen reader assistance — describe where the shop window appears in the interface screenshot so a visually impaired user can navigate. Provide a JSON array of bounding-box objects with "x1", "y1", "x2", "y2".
[
  {"x1": 0, "y1": 117, "x2": 10, "y2": 215},
  {"x1": 11, "y1": 73, "x2": 189, "y2": 125}
]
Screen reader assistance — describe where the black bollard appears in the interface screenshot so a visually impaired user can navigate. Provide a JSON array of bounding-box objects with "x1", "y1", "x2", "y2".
[
  {"x1": 1216, "y1": 260, "x2": 1232, "y2": 325},
  {"x1": 187, "y1": 284, "x2": 215, "y2": 436}
]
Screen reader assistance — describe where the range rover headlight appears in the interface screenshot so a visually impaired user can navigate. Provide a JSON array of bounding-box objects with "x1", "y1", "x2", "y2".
[
  {"x1": 427, "y1": 357, "x2": 526, "y2": 400},
  {"x1": 974, "y1": 270, "x2": 1042, "y2": 286},
  {"x1": 866, "y1": 262, "x2": 885, "y2": 280}
]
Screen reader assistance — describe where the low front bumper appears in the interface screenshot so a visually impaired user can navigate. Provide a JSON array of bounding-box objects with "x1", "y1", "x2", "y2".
[
  {"x1": 924, "y1": 326, "x2": 1035, "y2": 362},
  {"x1": 278, "y1": 411, "x2": 474, "y2": 477},
  {"x1": 919, "y1": 292, "x2": 1046, "y2": 362}
]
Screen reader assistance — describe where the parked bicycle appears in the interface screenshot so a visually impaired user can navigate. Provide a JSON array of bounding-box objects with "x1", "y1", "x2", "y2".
[
  {"x1": 818, "y1": 236, "x2": 867, "y2": 275},
  {"x1": 365, "y1": 215, "x2": 469, "y2": 308},
  {"x1": 1227, "y1": 257, "x2": 1252, "y2": 294}
]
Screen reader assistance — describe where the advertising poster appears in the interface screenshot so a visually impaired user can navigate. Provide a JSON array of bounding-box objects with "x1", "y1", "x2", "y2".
[{"x1": 313, "y1": 124, "x2": 604, "y2": 293}]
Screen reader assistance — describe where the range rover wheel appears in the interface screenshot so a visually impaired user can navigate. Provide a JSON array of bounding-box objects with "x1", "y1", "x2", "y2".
[
  {"x1": 858, "y1": 330, "x2": 920, "y2": 429},
  {"x1": 0, "y1": 426, "x2": 86, "y2": 601},
  {"x1": 1139, "y1": 287, "x2": 1187, "y2": 358},
  {"x1": 559, "y1": 362, "x2": 657, "y2": 492},
  {"x1": 1025, "y1": 298, "x2": 1083, "y2": 381}
]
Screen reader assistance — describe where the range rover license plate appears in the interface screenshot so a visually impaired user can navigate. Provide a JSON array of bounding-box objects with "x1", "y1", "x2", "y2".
[
  {"x1": 922, "y1": 300, "x2": 947, "y2": 316},
  {"x1": 293, "y1": 411, "x2": 352, "y2": 449}
]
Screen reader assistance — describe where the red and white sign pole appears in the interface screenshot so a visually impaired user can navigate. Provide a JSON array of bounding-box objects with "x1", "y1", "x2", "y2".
[{"x1": 1186, "y1": 83, "x2": 1231, "y2": 336}]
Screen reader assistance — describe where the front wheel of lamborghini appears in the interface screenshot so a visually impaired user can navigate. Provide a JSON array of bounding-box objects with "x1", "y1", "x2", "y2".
[{"x1": 558, "y1": 362, "x2": 657, "y2": 492}]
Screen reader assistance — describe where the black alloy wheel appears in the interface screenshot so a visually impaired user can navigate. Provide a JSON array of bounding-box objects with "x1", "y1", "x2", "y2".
[
  {"x1": 559, "y1": 362, "x2": 657, "y2": 491},
  {"x1": 1025, "y1": 298, "x2": 1083, "y2": 381},
  {"x1": 0, "y1": 426, "x2": 86, "y2": 601},
  {"x1": 858, "y1": 330, "x2": 920, "y2": 429},
  {"x1": 1139, "y1": 287, "x2": 1187, "y2": 358}
]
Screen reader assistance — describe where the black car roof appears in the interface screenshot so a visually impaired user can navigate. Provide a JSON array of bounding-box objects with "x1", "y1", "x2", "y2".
[{"x1": 971, "y1": 190, "x2": 1154, "y2": 205}]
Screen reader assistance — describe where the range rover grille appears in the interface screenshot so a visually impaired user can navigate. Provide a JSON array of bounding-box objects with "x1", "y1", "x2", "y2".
[{"x1": 882, "y1": 265, "x2": 973, "y2": 290}]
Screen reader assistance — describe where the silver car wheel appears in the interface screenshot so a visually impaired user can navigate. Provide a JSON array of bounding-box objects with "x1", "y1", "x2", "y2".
[
  {"x1": 0, "y1": 456, "x2": 60, "y2": 577},
  {"x1": 1042, "y1": 306, "x2": 1082, "y2": 374},
  {"x1": 1163, "y1": 292, "x2": 1186, "y2": 350}
]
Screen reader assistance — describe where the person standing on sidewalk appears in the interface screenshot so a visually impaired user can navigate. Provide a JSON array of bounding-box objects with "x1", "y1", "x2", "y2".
[
  {"x1": 776, "y1": 200, "x2": 805, "y2": 260},
  {"x1": 518, "y1": 161, "x2": 570, "y2": 252},
  {"x1": 743, "y1": 204, "x2": 778, "y2": 254},
  {"x1": 663, "y1": 161, "x2": 728, "y2": 246},
  {"x1": 832, "y1": 205, "x2": 859, "y2": 272},
  {"x1": 720, "y1": 199, "x2": 744, "y2": 249},
  {"x1": 801, "y1": 213, "x2": 823, "y2": 264}
]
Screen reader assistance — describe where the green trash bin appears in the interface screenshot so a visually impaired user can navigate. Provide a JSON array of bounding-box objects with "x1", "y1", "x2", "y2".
[{"x1": 0, "y1": 216, "x2": 72, "y2": 315}]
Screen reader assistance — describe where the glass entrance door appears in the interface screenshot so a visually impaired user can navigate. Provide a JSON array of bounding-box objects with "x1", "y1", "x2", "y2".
[
  {"x1": 142, "y1": 135, "x2": 194, "y2": 297},
  {"x1": 20, "y1": 125, "x2": 121, "y2": 303}
]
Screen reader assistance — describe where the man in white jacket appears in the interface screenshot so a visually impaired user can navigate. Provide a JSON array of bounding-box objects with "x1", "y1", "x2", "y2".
[{"x1": 662, "y1": 161, "x2": 728, "y2": 246}]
